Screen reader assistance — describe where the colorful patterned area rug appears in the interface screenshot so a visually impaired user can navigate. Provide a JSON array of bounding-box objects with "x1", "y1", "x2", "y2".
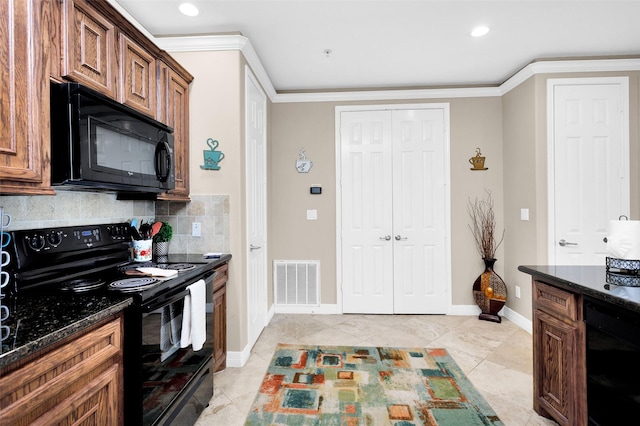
[{"x1": 245, "y1": 344, "x2": 503, "y2": 425}]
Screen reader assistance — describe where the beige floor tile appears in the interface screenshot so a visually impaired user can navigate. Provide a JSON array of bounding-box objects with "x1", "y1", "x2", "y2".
[{"x1": 198, "y1": 313, "x2": 556, "y2": 425}]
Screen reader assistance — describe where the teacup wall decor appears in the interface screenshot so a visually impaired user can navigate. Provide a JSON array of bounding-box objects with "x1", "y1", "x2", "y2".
[
  {"x1": 469, "y1": 147, "x2": 488, "y2": 171},
  {"x1": 201, "y1": 138, "x2": 225, "y2": 170}
]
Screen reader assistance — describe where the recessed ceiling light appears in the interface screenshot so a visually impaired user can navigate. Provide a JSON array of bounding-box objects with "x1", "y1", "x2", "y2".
[
  {"x1": 179, "y1": 3, "x2": 199, "y2": 17},
  {"x1": 471, "y1": 26, "x2": 490, "y2": 37}
]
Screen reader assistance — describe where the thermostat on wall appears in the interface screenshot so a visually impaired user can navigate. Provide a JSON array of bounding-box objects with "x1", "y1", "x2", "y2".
[{"x1": 310, "y1": 185, "x2": 322, "y2": 195}]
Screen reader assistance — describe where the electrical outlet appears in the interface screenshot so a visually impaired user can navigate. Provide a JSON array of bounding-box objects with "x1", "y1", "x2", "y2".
[
  {"x1": 515, "y1": 285, "x2": 521, "y2": 298},
  {"x1": 192, "y1": 222, "x2": 201, "y2": 237}
]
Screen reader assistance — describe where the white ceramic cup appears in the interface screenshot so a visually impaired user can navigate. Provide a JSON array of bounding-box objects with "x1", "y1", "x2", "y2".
[{"x1": 133, "y1": 239, "x2": 153, "y2": 262}]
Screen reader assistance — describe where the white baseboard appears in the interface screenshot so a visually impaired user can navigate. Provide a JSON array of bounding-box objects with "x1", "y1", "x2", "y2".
[
  {"x1": 226, "y1": 347, "x2": 251, "y2": 368},
  {"x1": 503, "y1": 306, "x2": 532, "y2": 334},
  {"x1": 274, "y1": 304, "x2": 340, "y2": 314},
  {"x1": 447, "y1": 304, "x2": 482, "y2": 316}
]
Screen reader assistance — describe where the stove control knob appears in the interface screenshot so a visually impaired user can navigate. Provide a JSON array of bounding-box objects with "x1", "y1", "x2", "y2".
[
  {"x1": 107, "y1": 225, "x2": 123, "y2": 240},
  {"x1": 47, "y1": 230, "x2": 63, "y2": 247},
  {"x1": 26, "y1": 234, "x2": 45, "y2": 251}
]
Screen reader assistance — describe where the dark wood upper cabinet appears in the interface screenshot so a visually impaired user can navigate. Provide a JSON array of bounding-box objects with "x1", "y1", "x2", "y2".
[
  {"x1": 157, "y1": 58, "x2": 192, "y2": 201},
  {"x1": 60, "y1": 0, "x2": 117, "y2": 98},
  {"x1": 1, "y1": 0, "x2": 192, "y2": 197},
  {"x1": 119, "y1": 33, "x2": 157, "y2": 118},
  {"x1": 0, "y1": 0, "x2": 55, "y2": 195}
]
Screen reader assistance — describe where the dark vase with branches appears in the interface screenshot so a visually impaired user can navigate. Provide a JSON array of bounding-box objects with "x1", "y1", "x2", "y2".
[{"x1": 468, "y1": 191, "x2": 507, "y2": 323}]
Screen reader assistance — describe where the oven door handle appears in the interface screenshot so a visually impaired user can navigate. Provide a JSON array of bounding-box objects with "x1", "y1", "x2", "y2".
[
  {"x1": 140, "y1": 271, "x2": 215, "y2": 312},
  {"x1": 142, "y1": 289, "x2": 191, "y2": 312}
]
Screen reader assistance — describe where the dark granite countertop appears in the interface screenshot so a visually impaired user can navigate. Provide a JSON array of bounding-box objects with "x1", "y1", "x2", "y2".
[
  {"x1": 0, "y1": 293, "x2": 133, "y2": 369},
  {"x1": 518, "y1": 265, "x2": 640, "y2": 314},
  {"x1": 0, "y1": 253, "x2": 231, "y2": 370}
]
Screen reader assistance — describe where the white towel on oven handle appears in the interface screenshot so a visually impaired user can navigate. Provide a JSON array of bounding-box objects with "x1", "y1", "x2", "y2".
[{"x1": 180, "y1": 279, "x2": 206, "y2": 351}]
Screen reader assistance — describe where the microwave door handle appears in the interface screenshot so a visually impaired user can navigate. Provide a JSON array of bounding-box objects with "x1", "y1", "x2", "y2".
[{"x1": 155, "y1": 141, "x2": 172, "y2": 182}]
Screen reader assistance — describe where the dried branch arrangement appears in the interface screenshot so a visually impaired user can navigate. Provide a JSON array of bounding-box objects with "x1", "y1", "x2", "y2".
[{"x1": 468, "y1": 191, "x2": 505, "y2": 259}]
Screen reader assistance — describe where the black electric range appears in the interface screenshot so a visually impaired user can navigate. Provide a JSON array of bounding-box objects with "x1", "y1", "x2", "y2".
[{"x1": 3, "y1": 223, "x2": 219, "y2": 426}]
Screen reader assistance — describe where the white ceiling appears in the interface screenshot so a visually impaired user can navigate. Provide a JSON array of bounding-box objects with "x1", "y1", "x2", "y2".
[{"x1": 114, "y1": 0, "x2": 640, "y2": 92}]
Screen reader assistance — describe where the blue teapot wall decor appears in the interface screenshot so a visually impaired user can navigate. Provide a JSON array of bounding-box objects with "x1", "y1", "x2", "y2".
[{"x1": 201, "y1": 138, "x2": 225, "y2": 170}]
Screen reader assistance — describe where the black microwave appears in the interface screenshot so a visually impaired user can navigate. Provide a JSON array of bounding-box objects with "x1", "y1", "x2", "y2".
[{"x1": 50, "y1": 82, "x2": 175, "y2": 196}]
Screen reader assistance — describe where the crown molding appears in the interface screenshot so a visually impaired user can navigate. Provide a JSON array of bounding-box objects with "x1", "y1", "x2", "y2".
[
  {"x1": 499, "y1": 58, "x2": 640, "y2": 95},
  {"x1": 155, "y1": 35, "x2": 278, "y2": 101},
  {"x1": 109, "y1": 5, "x2": 640, "y2": 105},
  {"x1": 157, "y1": 34, "x2": 640, "y2": 103},
  {"x1": 271, "y1": 87, "x2": 503, "y2": 103}
]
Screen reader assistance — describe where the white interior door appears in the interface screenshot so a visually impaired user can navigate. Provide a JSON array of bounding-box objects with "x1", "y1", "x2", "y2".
[
  {"x1": 340, "y1": 106, "x2": 449, "y2": 314},
  {"x1": 549, "y1": 77, "x2": 629, "y2": 265},
  {"x1": 392, "y1": 109, "x2": 448, "y2": 313},
  {"x1": 340, "y1": 110, "x2": 395, "y2": 314},
  {"x1": 246, "y1": 68, "x2": 267, "y2": 348}
]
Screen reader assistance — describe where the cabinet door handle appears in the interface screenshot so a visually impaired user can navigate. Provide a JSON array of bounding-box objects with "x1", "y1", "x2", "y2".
[
  {"x1": 395, "y1": 235, "x2": 407, "y2": 241},
  {"x1": 559, "y1": 239, "x2": 577, "y2": 247},
  {"x1": 379, "y1": 235, "x2": 391, "y2": 241}
]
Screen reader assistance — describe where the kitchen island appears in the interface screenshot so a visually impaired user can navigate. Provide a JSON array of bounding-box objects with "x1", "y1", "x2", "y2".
[{"x1": 519, "y1": 265, "x2": 640, "y2": 426}]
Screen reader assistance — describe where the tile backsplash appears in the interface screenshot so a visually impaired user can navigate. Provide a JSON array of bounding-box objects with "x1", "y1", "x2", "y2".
[
  {"x1": 1, "y1": 192, "x2": 229, "y2": 255},
  {"x1": 155, "y1": 195, "x2": 230, "y2": 255},
  {"x1": 1, "y1": 191, "x2": 154, "y2": 230}
]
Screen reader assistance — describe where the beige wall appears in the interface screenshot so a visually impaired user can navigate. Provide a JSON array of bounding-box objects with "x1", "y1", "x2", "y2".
[
  {"x1": 270, "y1": 97, "x2": 504, "y2": 308},
  {"x1": 502, "y1": 71, "x2": 640, "y2": 320},
  {"x1": 171, "y1": 50, "x2": 249, "y2": 353}
]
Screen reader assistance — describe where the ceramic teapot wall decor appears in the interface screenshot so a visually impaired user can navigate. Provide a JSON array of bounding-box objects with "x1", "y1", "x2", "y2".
[
  {"x1": 201, "y1": 138, "x2": 225, "y2": 170},
  {"x1": 296, "y1": 148, "x2": 313, "y2": 173}
]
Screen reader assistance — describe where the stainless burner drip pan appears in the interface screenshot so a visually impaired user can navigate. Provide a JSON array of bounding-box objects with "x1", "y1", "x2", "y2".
[
  {"x1": 162, "y1": 263, "x2": 196, "y2": 272},
  {"x1": 108, "y1": 277, "x2": 160, "y2": 292},
  {"x1": 60, "y1": 278, "x2": 106, "y2": 293}
]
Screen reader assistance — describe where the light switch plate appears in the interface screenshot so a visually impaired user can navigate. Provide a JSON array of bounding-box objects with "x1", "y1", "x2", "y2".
[
  {"x1": 307, "y1": 209, "x2": 318, "y2": 220},
  {"x1": 192, "y1": 222, "x2": 201, "y2": 236},
  {"x1": 520, "y1": 208, "x2": 529, "y2": 221}
]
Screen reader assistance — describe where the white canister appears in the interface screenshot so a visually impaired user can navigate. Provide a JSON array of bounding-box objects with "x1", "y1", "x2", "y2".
[{"x1": 132, "y1": 239, "x2": 153, "y2": 262}]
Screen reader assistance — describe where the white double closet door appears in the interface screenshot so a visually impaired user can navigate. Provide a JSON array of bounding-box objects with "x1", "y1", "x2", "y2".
[{"x1": 339, "y1": 106, "x2": 450, "y2": 314}]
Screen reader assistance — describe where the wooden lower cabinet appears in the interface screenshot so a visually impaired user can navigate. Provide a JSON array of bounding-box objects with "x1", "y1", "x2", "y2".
[
  {"x1": 0, "y1": 316, "x2": 124, "y2": 426},
  {"x1": 532, "y1": 281, "x2": 586, "y2": 426},
  {"x1": 213, "y1": 262, "x2": 228, "y2": 372}
]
